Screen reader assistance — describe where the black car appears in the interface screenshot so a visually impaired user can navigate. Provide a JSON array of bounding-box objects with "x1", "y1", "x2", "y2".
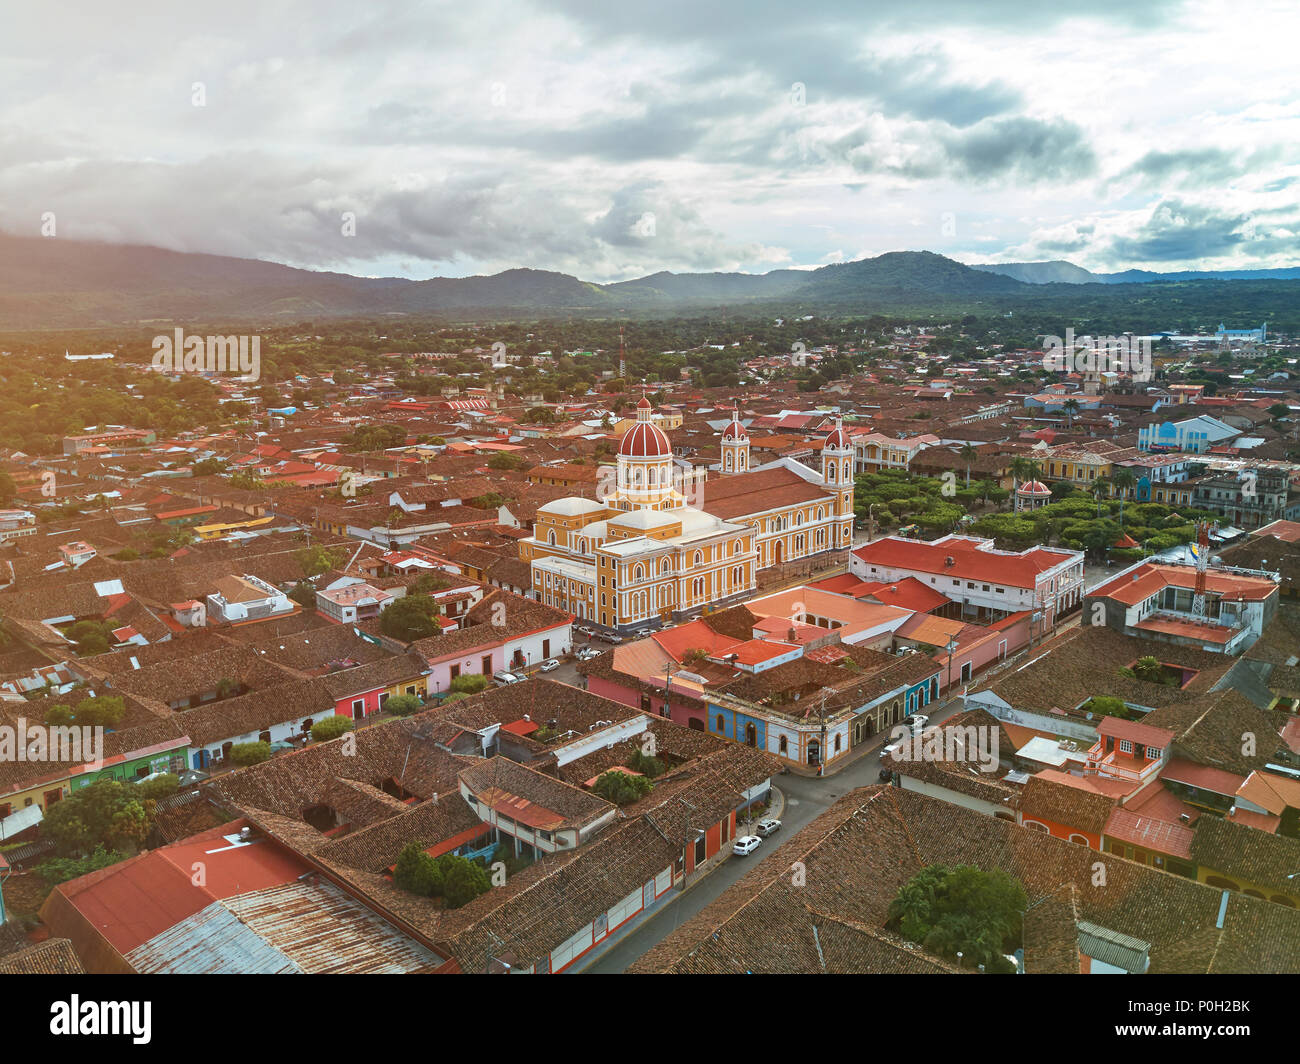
[{"x1": 878, "y1": 767, "x2": 893, "y2": 782}]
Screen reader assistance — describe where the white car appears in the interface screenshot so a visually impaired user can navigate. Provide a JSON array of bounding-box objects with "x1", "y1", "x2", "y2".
[
  {"x1": 493, "y1": 670, "x2": 522, "y2": 686},
  {"x1": 909, "y1": 714, "x2": 929, "y2": 735},
  {"x1": 733, "y1": 835, "x2": 762, "y2": 856},
  {"x1": 755, "y1": 817, "x2": 782, "y2": 838},
  {"x1": 538, "y1": 658, "x2": 560, "y2": 673},
  {"x1": 575, "y1": 646, "x2": 601, "y2": 661}
]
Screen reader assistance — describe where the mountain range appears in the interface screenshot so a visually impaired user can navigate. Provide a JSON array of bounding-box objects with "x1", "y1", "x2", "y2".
[
  {"x1": 969, "y1": 259, "x2": 1300, "y2": 285},
  {"x1": 0, "y1": 232, "x2": 1295, "y2": 330}
]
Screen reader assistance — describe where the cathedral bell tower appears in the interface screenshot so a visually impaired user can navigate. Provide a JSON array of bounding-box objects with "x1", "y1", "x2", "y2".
[{"x1": 721, "y1": 406, "x2": 749, "y2": 473}]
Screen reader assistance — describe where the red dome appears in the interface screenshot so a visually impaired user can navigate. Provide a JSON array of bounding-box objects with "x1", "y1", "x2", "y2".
[
  {"x1": 1018, "y1": 480, "x2": 1051, "y2": 496},
  {"x1": 636, "y1": 395, "x2": 652, "y2": 409},
  {"x1": 824, "y1": 424, "x2": 851, "y2": 449},
  {"x1": 619, "y1": 420, "x2": 672, "y2": 457},
  {"x1": 722, "y1": 419, "x2": 747, "y2": 440}
]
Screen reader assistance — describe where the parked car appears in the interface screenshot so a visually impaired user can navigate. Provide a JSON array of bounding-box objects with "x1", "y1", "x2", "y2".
[
  {"x1": 577, "y1": 625, "x2": 596, "y2": 636},
  {"x1": 601, "y1": 632, "x2": 625, "y2": 645},
  {"x1": 755, "y1": 817, "x2": 782, "y2": 838},
  {"x1": 538, "y1": 658, "x2": 560, "y2": 673},
  {"x1": 908, "y1": 714, "x2": 929, "y2": 735},
  {"x1": 732, "y1": 835, "x2": 762, "y2": 856},
  {"x1": 575, "y1": 646, "x2": 601, "y2": 661},
  {"x1": 493, "y1": 670, "x2": 522, "y2": 686}
]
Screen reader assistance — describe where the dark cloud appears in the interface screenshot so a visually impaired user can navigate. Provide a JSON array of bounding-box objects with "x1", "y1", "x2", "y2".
[
  {"x1": 940, "y1": 117, "x2": 1097, "y2": 182},
  {"x1": 1106, "y1": 199, "x2": 1300, "y2": 262},
  {"x1": 1112, "y1": 146, "x2": 1284, "y2": 189}
]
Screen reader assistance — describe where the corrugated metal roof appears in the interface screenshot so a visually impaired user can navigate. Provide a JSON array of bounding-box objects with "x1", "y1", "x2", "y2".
[
  {"x1": 126, "y1": 879, "x2": 443, "y2": 974},
  {"x1": 1077, "y1": 920, "x2": 1150, "y2": 973}
]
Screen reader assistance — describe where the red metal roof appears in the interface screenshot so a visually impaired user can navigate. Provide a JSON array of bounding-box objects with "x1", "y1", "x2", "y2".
[
  {"x1": 853, "y1": 535, "x2": 1075, "y2": 590},
  {"x1": 1104, "y1": 807, "x2": 1194, "y2": 859},
  {"x1": 1159, "y1": 757, "x2": 1246, "y2": 796}
]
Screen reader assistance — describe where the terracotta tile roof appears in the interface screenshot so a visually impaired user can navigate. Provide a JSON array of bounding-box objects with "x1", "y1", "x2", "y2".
[
  {"x1": 1189, "y1": 815, "x2": 1300, "y2": 893},
  {"x1": 1019, "y1": 773, "x2": 1117, "y2": 835},
  {"x1": 630, "y1": 786, "x2": 1300, "y2": 974}
]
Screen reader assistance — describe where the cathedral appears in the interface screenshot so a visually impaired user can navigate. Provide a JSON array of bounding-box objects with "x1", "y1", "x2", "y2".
[{"x1": 521, "y1": 399, "x2": 855, "y2": 632}]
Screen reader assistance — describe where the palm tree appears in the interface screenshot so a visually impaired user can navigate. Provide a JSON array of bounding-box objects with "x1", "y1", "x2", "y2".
[
  {"x1": 1010, "y1": 456, "x2": 1040, "y2": 509},
  {"x1": 1091, "y1": 475, "x2": 1110, "y2": 518},
  {"x1": 1062, "y1": 397, "x2": 1080, "y2": 430},
  {"x1": 1109, "y1": 466, "x2": 1137, "y2": 527},
  {"x1": 959, "y1": 444, "x2": 979, "y2": 489}
]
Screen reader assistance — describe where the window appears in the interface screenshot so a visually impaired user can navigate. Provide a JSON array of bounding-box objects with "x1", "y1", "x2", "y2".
[
  {"x1": 716, "y1": 714, "x2": 725, "y2": 732},
  {"x1": 1068, "y1": 833, "x2": 1089, "y2": 846},
  {"x1": 778, "y1": 735, "x2": 788, "y2": 755},
  {"x1": 1024, "y1": 820, "x2": 1049, "y2": 833},
  {"x1": 1146, "y1": 746, "x2": 1161, "y2": 759},
  {"x1": 1119, "y1": 739, "x2": 1133, "y2": 754}
]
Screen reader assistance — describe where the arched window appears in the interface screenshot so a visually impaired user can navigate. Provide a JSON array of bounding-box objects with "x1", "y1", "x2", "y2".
[
  {"x1": 817, "y1": 506, "x2": 824, "y2": 520},
  {"x1": 828, "y1": 465, "x2": 836, "y2": 482},
  {"x1": 1024, "y1": 821, "x2": 1049, "y2": 833},
  {"x1": 732, "y1": 539, "x2": 742, "y2": 555},
  {"x1": 725, "y1": 454, "x2": 732, "y2": 470},
  {"x1": 661, "y1": 557, "x2": 671, "y2": 573},
  {"x1": 548, "y1": 530, "x2": 556, "y2": 546},
  {"x1": 1068, "y1": 833, "x2": 1089, "y2": 846},
  {"x1": 778, "y1": 735, "x2": 788, "y2": 755},
  {"x1": 716, "y1": 714, "x2": 725, "y2": 732},
  {"x1": 634, "y1": 564, "x2": 643, "y2": 581},
  {"x1": 693, "y1": 550, "x2": 703, "y2": 567}
]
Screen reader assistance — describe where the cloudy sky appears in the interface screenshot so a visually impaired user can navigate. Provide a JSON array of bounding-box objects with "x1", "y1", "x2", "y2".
[{"x1": 2, "y1": 0, "x2": 1298, "y2": 281}]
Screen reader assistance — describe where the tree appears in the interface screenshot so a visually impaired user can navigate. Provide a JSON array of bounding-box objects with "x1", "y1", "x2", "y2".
[
  {"x1": 135, "y1": 773, "x2": 180, "y2": 800},
  {"x1": 887, "y1": 864, "x2": 1026, "y2": 972},
  {"x1": 1009, "y1": 456, "x2": 1040, "y2": 508},
  {"x1": 385, "y1": 693, "x2": 423, "y2": 717},
  {"x1": 1109, "y1": 466, "x2": 1137, "y2": 527},
  {"x1": 959, "y1": 444, "x2": 979, "y2": 488},
  {"x1": 35, "y1": 846, "x2": 127, "y2": 885},
  {"x1": 0, "y1": 472, "x2": 15, "y2": 506},
  {"x1": 288, "y1": 581, "x2": 317, "y2": 608},
  {"x1": 1062, "y1": 397, "x2": 1080, "y2": 429},
  {"x1": 1082, "y1": 695, "x2": 1130, "y2": 719},
  {"x1": 71, "y1": 695, "x2": 126, "y2": 728},
  {"x1": 487, "y1": 451, "x2": 526, "y2": 471},
  {"x1": 380, "y1": 594, "x2": 440, "y2": 641},
  {"x1": 41, "y1": 779, "x2": 154, "y2": 855},
  {"x1": 296, "y1": 545, "x2": 344, "y2": 578},
  {"x1": 626, "y1": 747, "x2": 666, "y2": 778},
  {"x1": 311, "y1": 715, "x2": 355, "y2": 741},
  {"x1": 449, "y1": 674, "x2": 488, "y2": 694},
  {"x1": 229, "y1": 741, "x2": 273, "y2": 766},
  {"x1": 440, "y1": 855, "x2": 492, "y2": 908},
  {"x1": 66, "y1": 620, "x2": 116, "y2": 657},
  {"x1": 394, "y1": 842, "x2": 443, "y2": 896},
  {"x1": 591, "y1": 770, "x2": 653, "y2": 805}
]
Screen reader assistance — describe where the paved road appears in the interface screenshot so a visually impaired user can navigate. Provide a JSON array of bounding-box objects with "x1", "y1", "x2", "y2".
[{"x1": 582, "y1": 695, "x2": 970, "y2": 973}]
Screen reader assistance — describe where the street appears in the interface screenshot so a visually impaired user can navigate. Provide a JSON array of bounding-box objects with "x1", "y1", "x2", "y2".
[{"x1": 580, "y1": 694, "x2": 970, "y2": 973}]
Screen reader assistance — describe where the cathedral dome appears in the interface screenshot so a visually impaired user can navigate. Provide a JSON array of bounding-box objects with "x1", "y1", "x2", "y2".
[
  {"x1": 619, "y1": 398, "x2": 672, "y2": 457},
  {"x1": 823, "y1": 421, "x2": 852, "y2": 449}
]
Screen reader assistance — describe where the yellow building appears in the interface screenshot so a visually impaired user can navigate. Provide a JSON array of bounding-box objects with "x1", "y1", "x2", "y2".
[{"x1": 522, "y1": 401, "x2": 853, "y2": 632}]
